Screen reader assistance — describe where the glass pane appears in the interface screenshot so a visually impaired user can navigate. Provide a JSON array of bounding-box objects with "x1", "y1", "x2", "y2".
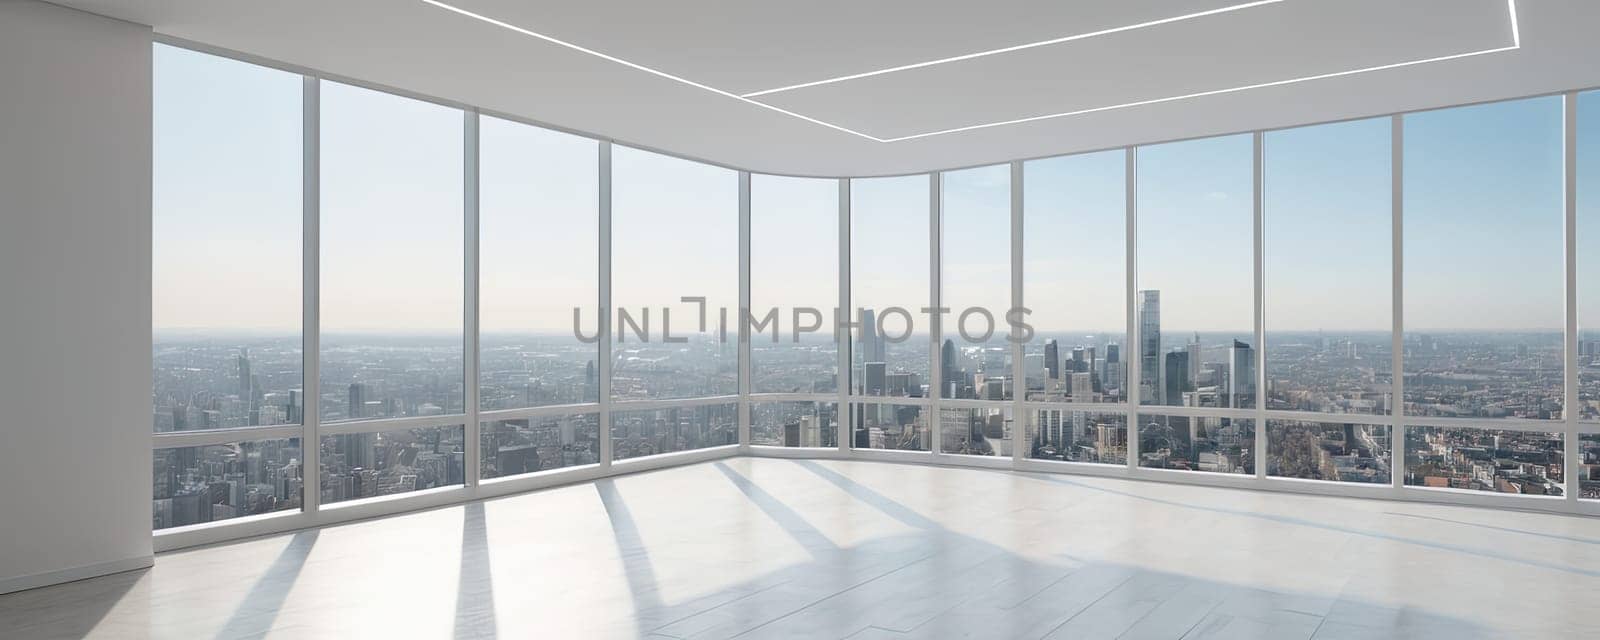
[
  {"x1": 479, "y1": 116, "x2": 599, "y2": 410},
  {"x1": 320, "y1": 81, "x2": 464, "y2": 422},
  {"x1": 1137, "y1": 135, "x2": 1255, "y2": 408},
  {"x1": 480, "y1": 413, "x2": 600, "y2": 479},
  {"x1": 1266, "y1": 420, "x2": 1391, "y2": 484},
  {"x1": 852, "y1": 176, "x2": 931, "y2": 397},
  {"x1": 611, "y1": 403, "x2": 738, "y2": 460},
  {"x1": 939, "y1": 406, "x2": 1013, "y2": 456},
  {"x1": 1137, "y1": 414, "x2": 1256, "y2": 474},
  {"x1": 1028, "y1": 410, "x2": 1127, "y2": 465},
  {"x1": 320, "y1": 425, "x2": 466, "y2": 504},
  {"x1": 750, "y1": 175, "x2": 838, "y2": 394},
  {"x1": 1580, "y1": 434, "x2": 1600, "y2": 500},
  {"x1": 1264, "y1": 118, "x2": 1393, "y2": 416},
  {"x1": 1404, "y1": 97, "x2": 1563, "y2": 420},
  {"x1": 1403, "y1": 426, "x2": 1563, "y2": 495},
  {"x1": 1578, "y1": 90, "x2": 1600, "y2": 420},
  {"x1": 611, "y1": 147, "x2": 738, "y2": 400},
  {"x1": 152, "y1": 45, "x2": 302, "y2": 432},
  {"x1": 941, "y1": 165, "x2": 1012, "y2": 400},
  {"x1": 153, "y1": 439, "x2": 303, "y2": 530},
  {"x1": 750, "y1": 401, "x2": 839, "y2": 448},
  {"x1": 1024, "y1": 151, "x2": 1127, "y2": 403},
  {"x1": 851, "y1": 403, "x2": 931, "y2": 451}
]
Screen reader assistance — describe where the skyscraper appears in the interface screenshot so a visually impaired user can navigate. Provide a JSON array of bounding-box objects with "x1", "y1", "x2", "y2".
[
  {"x1": 1229, "y1": 340, "x2": 1255, "y2": 409},
  {"x1": 941, "y1": 338, "x2": 958, "y2": 397},
  {"x1": 1186, "y1": 333, "x2": 1202, "y2": 387},
  {"x1": 236, "y1": 348, "x2": 251, "y2": 398},
  {"x1": 858, "y1": 308, "x2": 885, "y2": 364},
  {"x1": 1163, "y1": 350, "x2": 1190, "y2": 406},
  {"x1": 1138, "y1": 290, "x2": 1161, "y2": 402},
  {"x1": 865, "y1": 361, "x2": 887, "y2": 396},
  {"x1": 1043, "y1": 338, "x2": 1059, "y2": 381},
  {"x1": 1070, "y1": 372, "x2": 1094, "y2": 401},
  {"x1": 348, "y1": 383, "x2": 367, "y2": 420},
  {"x1": 1104, "y1": 343, "x2": 1120, "y2": 390}
]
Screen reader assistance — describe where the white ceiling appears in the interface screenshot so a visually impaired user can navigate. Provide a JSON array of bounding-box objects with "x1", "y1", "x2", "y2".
[{"x1": 49, "y1": 0, "x2": 1600, "y2": 176}]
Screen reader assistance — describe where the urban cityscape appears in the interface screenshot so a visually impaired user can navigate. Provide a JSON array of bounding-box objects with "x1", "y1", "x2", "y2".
[{"x1": 152, "y1": 290, "x2": 1600, "y2": 528}]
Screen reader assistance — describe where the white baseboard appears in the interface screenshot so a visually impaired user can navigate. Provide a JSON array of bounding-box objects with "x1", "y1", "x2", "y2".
[{"x1": 0, "y1": 555, "x2": 154, "y2": 595}]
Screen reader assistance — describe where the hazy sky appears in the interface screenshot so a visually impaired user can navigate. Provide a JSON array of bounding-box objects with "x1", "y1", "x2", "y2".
[
  {"x1": 479, "y1": 115, "x2": 598, "y2": 335},
  {"x1": 851, "y1": 175, "x2": 929, "y2": 337},
  {"x1": 154, "y1": 44, "x2": 1586, "y2": 337},
  {"x1": 611, "y1": 145, "x2": 738, "y2": 339},
  {"x1": 750, "y1": 174, "x2": 837, "y2": 340}
]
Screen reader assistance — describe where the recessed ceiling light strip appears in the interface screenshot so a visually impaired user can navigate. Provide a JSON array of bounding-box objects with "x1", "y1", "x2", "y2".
[
  {"x1": 877, "y1": 0, "x2": 1520, "y2": 142},
  {"x1": 877, "y1": 40, "x2": 1521, "y2": 142},
  {"x1": 420, "y1": 0, "x2": 1520, "y2": 144},
  {"x1": 739, "y1": 0, "x2": 1285, "y2": 98},
  {"x1": 418, "y1": 0, "x2": 888, "y2": 142}
]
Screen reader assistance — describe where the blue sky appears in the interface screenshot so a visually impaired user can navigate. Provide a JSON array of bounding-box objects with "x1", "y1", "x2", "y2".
[{"x1": 155, "y1": 44, "x2": 1585, "y2": 336}]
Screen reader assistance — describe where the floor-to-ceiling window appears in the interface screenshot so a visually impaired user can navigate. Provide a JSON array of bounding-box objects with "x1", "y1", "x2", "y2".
[
  {"x1": 850, "y1": 176, "x2": 932, "y2": 451},
  {"x1": 1403, "y1": 96, "x2": 1564, "y2": 496},
  {"x1": 319, "y1": 79, "x2": 467, "y2": 502},
  {"x1": 749, "y1": 174, "x2": 839, "y2": 448},
  {"x1": 1136, "y1": 135, "x2": 1256, "y2": 475},
  {"x1": 1580, "y1": 89, "x2": 1600, "y2": 501},
  {"x1": 151, "y1": 44, "x2": 305, "y2": 528},
  {"x1": 610, "y1": 146, "x2": 738, "y2": 458},
  {"x1": 1263, "y1": 117, "x2": 1393, "y2": 485},
  {"x1": 1023, "y1": 150, "x2": 1129, "y2": 465},
  {"x1": 940, "y1": 164, "x2": 1013, "y2": 456},
  {"x1": 477, "y1": 115, "x2": 601, "y2": 478}
]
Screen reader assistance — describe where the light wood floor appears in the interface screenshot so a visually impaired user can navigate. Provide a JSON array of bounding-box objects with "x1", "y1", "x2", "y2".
[{"x1": 4, "y1": 458, "x2": 1599, "y2": 639}]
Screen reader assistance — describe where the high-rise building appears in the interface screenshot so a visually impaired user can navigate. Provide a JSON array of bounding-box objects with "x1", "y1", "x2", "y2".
[
  {"x1": 348, "y1": 383, "x2": 368, "y2": 420},
  {"x1": 1104, "y1": 343, "x2": 1120, "y2": 390},
  {"x1": 236, "y1": 348, "x2": 251, "y2": 398},
  {"x1": 982, "y1": 377, "x2": 1006, "y2": 400},
  {"x1": 1070, "y1": 372, "x2": 1094, "y2": 401},
  {"x1": 1086, "y1": 346, "x2": 1098, "y2": 383},
  {"x1": 1186, "y1": 333, "x2": 1202, "y2": 387},
  {"x1": 941, "y1": 338, "x2": 958, "y2": 397},
  {"x1": 584, "y1": 360, "x2": 597, "y2": 401},
  {"x1": 865, "y1": 361, "x2": 887, "y2": 396},
  {"x1": 1229, "y1": 340, "x2": 1255, "y2": 408},
  {"x1": 1164, "y1": 350, "x2": 1190, "y2": 406},
  {"x1": 1138, "y1": 290, "x2": 1161, "y2": 401},
  {"x1": 1043, "y1": 338, "x2": 1059, "y2": 381},
  {"x1": 858, "y1": 308, "x2": 885, "y2": 365}
]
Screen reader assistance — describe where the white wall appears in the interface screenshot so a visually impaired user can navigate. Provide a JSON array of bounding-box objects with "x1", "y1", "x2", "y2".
[{"x1": 0, "y1": 0, "x2": 154, "y2": 593}]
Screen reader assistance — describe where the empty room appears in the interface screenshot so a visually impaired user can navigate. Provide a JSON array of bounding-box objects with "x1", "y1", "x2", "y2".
[{"x1": 4, "y1": 1, "x2": 1600, "y2": 638}]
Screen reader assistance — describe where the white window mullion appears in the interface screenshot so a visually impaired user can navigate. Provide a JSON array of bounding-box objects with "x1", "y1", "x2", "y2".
[
  {"x1": 1390, "y1": 114, "x2": 1406, "y2": 492},
  {"x1": 598, "y1": 141, "x2": 614, "y2": 469},
  {"x1": 738, "y1": 171, "x2": 753, "y2": 450},
  {"x1": 301, "y1": 75, "x2": 322, "y2": 514},
  {"x1": 1125, "y1": 147, "x2": 1141, "y2": 472},
  {"x1": 463, "y1": 109, "x2": 481, "y2": 488},
  {"x1": 838, "y1": 178, "x2": 852, "y2": 452},
  {"x1": 1253, "y1": 132, "x2": 1267, "y2": 479},
  {"x1": 1565, "y1": 91, "x2": 1580, "y2": 503}
]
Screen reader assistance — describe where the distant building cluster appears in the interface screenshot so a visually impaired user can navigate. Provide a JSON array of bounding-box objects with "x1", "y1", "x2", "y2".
[{"x1": 151, "y1": 301, "x2": 1600, "y2": 529}]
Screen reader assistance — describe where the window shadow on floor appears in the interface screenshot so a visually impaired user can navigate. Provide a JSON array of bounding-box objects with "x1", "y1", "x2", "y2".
[
  {"x1": 212, "y1": 529, "x2": 319, "y2": 640},
  {"x1": 453, "y1": 501, "x2": 497, "y2": 639},
  {"x1": 586, "y1": 459, "x2": 1497, "y2": 639}
]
